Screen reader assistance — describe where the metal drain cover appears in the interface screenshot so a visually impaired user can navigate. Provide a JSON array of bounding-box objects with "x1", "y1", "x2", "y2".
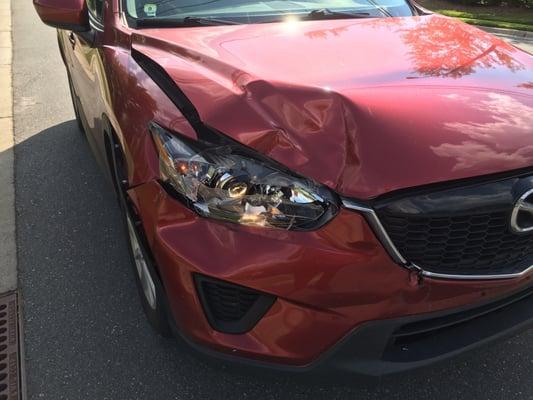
[{"x1": 0, "y1": 292, "x2": 21, "y2": 400}]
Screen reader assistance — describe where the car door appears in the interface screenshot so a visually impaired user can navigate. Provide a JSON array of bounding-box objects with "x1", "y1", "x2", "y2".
[{"x1": 68, "y1": 0, "x2": 109, "y2": 167}]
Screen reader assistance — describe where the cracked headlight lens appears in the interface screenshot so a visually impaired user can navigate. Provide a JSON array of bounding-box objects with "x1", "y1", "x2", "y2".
[{"x1": 151, "y1": 124, "x2": 339, "y2": 230}]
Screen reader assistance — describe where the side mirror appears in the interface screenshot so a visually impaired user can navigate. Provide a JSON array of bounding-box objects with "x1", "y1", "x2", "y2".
[{"x1": 33, "y1": 0, "x2": 90, "y2": 32}]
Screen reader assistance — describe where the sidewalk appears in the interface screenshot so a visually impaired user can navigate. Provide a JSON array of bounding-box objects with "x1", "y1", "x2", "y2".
[
  {"x1": 481, "y1": 25, "x2": 532, "y2": 40},
  {"x1": 481, "y1": 26, "x2": 533, "y2": 53},
  {"x1": 0, "y1": 0, "x2": 16, "y2": 293}
]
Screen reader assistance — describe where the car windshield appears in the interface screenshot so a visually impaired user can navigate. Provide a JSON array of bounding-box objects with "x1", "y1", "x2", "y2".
[{"x1": 124, "y1": 0, "x2": 417, "y2": 26}]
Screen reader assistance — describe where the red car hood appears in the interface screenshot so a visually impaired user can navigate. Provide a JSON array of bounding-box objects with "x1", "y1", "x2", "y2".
[{"x1": 132, "y1": 14, "x2": 533, "y2": 199}]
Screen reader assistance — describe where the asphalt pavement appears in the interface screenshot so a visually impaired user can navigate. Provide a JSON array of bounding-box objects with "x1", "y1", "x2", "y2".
[{"x1": 12, "y1": 1, "x2": 533, "y2": 399}]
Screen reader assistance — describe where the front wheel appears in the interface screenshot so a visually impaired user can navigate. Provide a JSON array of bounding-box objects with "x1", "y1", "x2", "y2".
[
  {"x1": 124, "y1": 209, "x2": 173, "y2": 338},
  {"x1": 109, "y1": 136, "x2": 173, "y2": 337}
]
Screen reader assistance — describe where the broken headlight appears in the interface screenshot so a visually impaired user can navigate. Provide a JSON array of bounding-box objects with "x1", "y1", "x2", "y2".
[{"x1": 151, "y1": 124, "x2": 339, "y2": 230}]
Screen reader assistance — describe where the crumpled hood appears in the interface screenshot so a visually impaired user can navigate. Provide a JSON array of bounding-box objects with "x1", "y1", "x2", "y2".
[{"x1": 132, "y1": 14, "x2": 533, "y2": 199}]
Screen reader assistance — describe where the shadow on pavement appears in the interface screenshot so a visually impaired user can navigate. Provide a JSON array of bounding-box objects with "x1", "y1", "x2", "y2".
[{"x1": 12, "y1": 120, "x2": 533, "y2": 399}]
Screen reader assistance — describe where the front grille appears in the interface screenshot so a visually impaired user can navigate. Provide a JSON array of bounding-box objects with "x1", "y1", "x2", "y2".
[
  {"x1": 194, "y1": 275, "x2": 276, "y2": 334},
  {"x1": 381, "y1": 212, "x2": 533, "y2": 275},
  {"x1": 375, "y1": 173, "x2": 533, "y2": 276}
]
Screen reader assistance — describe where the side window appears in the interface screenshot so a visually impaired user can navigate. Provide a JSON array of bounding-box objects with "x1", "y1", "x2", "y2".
[{"x1": 87, "y1": 0, "x2": 105, "y2": 22}]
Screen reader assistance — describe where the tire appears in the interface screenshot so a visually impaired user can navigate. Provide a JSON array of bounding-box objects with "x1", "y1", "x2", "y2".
[
  {"x1": 125, "y1": 211, "x2": 173, "y2": 337},
  {"x1": 67, "y1": 72, "x2": 85, "y2": 133},
  {"x1": 108, "y1": 136, "x2": 173, "y2": 338}
]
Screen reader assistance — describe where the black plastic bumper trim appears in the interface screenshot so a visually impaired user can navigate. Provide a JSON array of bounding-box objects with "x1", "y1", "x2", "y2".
[
  {"x1": 171, "y1": 283, "x2": 533, "y2": 377},
  {"x1": 318, "y1": 284, "x2": 533, "y2": 376},
  {"x1": 194, "y1": 274, "x2": 276, "y2": 335}
]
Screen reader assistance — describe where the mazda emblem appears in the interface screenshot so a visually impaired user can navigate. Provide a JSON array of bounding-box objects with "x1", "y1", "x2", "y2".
[{"x1": 511, "y1": 189, "x2": 533, "y2": 233}]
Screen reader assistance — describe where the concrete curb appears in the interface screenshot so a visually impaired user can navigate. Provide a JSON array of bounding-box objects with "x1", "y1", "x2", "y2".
[
  {"x1": 480, "y1": 25, "x2": 533, "y2": 40},
  {"x1": 0, "y1": 0, "x2": 17, "y2": 294}
]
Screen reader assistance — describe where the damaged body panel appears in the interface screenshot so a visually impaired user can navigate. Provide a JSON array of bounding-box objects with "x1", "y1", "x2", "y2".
[
  {"x1": 34, "y1": 0, "x2": 533, "y2": 376},
  {"x1": 131, "y1": 15, "x2": 533, "y2": 199},
  {"x1": 127, "y1": 180, "x2": 533, "y2": 367}
]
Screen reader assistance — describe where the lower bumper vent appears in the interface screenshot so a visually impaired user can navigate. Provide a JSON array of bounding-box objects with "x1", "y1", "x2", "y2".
[
  {"x1": 194, "y1": 275, "x2": 276, "y2": 334},
  {"x1": 384, "y1": 285, "x2": 533, "y2": 362}
]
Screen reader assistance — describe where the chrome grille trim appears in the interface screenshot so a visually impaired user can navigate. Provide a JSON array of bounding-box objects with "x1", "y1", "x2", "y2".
[
  {"x1": 341, "y1": 199, "x2": 407, "y2": 265},
  {"x1": 342, "y1": 198, "x2": 533, "y2": 281}
]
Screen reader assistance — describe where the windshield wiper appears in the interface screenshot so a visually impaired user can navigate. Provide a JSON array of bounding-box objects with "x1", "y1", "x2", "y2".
[
  {"x1": 304, "y1": 8, "x2": 374, "y2": 20},
  {"x1": 135, "y1": 16, "x2": 239, "y2": 28}
]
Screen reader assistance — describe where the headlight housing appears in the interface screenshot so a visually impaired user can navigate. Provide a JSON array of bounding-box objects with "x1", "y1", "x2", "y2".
[{"x1": 150, "y1": 123, "x2": 339, "y2": 230}]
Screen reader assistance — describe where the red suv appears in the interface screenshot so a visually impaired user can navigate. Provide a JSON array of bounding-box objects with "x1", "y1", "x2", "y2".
[{"x1": 34, "y1": 0, "x2": 533, "y2": 375}]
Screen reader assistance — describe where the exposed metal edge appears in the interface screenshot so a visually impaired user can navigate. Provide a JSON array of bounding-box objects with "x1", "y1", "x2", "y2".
[
  {"x1": 420, "y1": 264, "x2": 533, "y2": 281},
  {"x1": 341, "y1": 199, "x2": 407, "y2": 265},
  {"x1": 341, "y1": 198, "x2": 533, "y2": 282},
  {"x1": 131, "y1": 50, "x2": 203, "y2": 131}
]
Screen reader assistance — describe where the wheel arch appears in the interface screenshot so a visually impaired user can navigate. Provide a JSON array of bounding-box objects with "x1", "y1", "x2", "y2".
[{"x1": 101, "y1": 114, "x2": 128, "y2": 195}]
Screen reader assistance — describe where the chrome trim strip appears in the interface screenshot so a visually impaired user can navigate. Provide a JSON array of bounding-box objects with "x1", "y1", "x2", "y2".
[
  {"x1": 420, "y1": 264, "x2": 533, "y2": 281},
  {"x1": 88, "y1": 12, "x2": 103, "y2": 25},
  {"x1": 89, "y1": 17, "x2": 104, "y2": 28},
  {"x1": 89, "y1": 13, "x2": 105, "y2": 31},
  {"x1": 89, "y1": 22, "x2": 104, "y2": 32},
  {"x1": 341, "y1": 199, "x2": 407, "y2": 265},
  {"x1": 342, "y1": 197, "x2": 533, "y2": 281}
]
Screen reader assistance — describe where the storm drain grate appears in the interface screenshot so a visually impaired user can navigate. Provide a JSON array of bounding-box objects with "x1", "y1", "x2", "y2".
[{"x1": 0, "y1": 292, "x2": 21, "y2": 400}]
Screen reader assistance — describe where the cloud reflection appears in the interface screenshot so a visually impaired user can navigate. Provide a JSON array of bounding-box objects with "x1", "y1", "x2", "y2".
[{"x1": 432, "y1": 93, "x2": 533, "y2": 170}]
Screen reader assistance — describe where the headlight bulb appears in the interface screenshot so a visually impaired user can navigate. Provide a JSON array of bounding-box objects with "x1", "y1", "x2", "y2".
[{"x1": 227, "y1": 181, "x2": 248, "y2": 198}]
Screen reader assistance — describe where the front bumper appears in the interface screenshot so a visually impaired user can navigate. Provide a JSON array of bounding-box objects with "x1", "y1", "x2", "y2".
[
  {"x1": 317, "y1": 284, "x2": 533, "y2": 376},
  {"x1": 128, "y1": 180, "x2": 533, "y2": 374}
]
